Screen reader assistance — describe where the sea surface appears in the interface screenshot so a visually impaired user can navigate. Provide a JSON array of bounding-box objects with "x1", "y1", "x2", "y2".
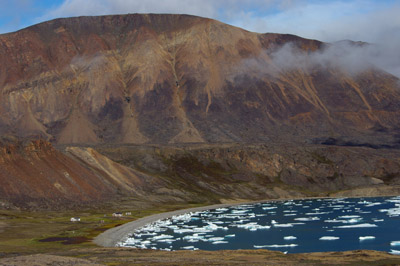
[{"x1": 120, "y1": 196, "x2": 400, "y2": 254}]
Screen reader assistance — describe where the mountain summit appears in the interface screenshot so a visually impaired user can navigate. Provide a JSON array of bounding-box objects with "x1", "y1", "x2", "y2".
[{"x1": 1, "y1": 14, "x2": 399, "y2": 144}]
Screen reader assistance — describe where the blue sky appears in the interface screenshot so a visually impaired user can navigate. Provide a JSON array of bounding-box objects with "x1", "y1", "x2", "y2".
[{"x1": 0, "y1": 0, "x2": 399, "y2": 43}]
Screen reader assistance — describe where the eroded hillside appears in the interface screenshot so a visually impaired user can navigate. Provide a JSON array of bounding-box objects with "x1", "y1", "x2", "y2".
[{"x1": 0, "y1": 14, "x2": 399, "y2": 144}]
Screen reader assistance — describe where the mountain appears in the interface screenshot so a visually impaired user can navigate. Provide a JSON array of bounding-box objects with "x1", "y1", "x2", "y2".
[{"x1": 1, "y1": 14, "x2": 399, "y2": 145}]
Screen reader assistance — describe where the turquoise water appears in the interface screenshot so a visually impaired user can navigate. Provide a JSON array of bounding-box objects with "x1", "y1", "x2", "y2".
[{"x1": 121, "y1": 197, "x2": 400, "y2": 254}]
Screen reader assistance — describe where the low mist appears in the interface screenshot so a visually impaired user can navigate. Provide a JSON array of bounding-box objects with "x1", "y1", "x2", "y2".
[{"x1": 267, "y1": 40, "x2": 400, "y2": 78}]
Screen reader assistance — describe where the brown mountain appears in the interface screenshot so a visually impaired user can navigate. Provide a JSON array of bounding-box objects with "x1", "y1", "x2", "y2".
[{"x1": 1, "y1": 14, "x2": 399, "y2": 145}]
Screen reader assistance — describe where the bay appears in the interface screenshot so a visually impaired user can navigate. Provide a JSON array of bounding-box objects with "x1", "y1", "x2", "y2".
[{"x1": 120, "y1": 196, "x2": 400, "y2": 254}]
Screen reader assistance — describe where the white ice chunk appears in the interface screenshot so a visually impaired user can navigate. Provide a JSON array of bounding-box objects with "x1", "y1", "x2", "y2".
[
  {"x1": 295, "y1": 217, "x2": 320, "y2": 222},
  {"x1": 339, "y1": 215, "x2": 360, "y2": 219},
  {"x1": 182, "y1": 246, "x2": 196, "y2": 250},
  {"x1": 152, "y1": 234, "x2": 174, "y2": 240},
  {"x1": 212, "y1": 241, "x2": 228, "y2": 244},
  {"x1": 390, "y1": 249, "x2": 400, "y2": 255},
  {"x1": 319, "y1": 236, "x2": 340, "y2": 240},
  {"x1": 208, "y1": 237, "x2": 225, "y2": 241},
  {"x1": 273, "y1": 223, "x2": 293, "y2": 228},
  {"x1": 284, "y1": 236, "x2": 297, "y2": 240},
  {"x1": 334, "y1": 223, "x2": 377, "y2": 228},
  {"x1": 391, "y1": 241, "x2": 400, "y2": 246},
  {"x1": 359, "y1": 236, "x2": 375, "y2": 241},
  {"x1": 254, "y1": 244, "x2": 298, "y2": 248},
  {"x1": 262, "y1": 206, "x2": 277, "y2": 210}
]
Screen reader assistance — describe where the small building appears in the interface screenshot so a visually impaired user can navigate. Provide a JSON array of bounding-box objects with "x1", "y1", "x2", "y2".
[
  {"x1": 70, "y1": 217, "x2": 80, "y2": 222},
  {"x1": 112, "y1": 212, "x2": 123, "y2": 217}
]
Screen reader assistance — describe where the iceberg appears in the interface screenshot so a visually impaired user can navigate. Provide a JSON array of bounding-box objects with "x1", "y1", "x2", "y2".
[
  {"x1": 181, "y1": 246, "x2": 196, "y2": 250},
  {"x1": 208, "y1": 237, "x2": 225, "y2": 241},
  {"x1": 295, "y1": 217, "x2": 320, "y2": 222},
  {"x1": 284, "y1": 236, "x2": 297, "y2": 240},
  {"x1": 339, "y1": 215, "x2": 360, "y2": 219},
  {"x1": 319, "y1": 236, "x2": 339, "y2": 240},
  {"x1": 273, "y1": 223, "x2": 293, "y2": 228},
  {"x1": 262, "y1": 206, "x2": 277, "y2": 210},
  {"x1": 391, "y1": 241, "x2": 400, "y2": 246},
  {"x1": 390, "y1": 249, "x2": 400, "y2": 255},
  {"x1": 152, "y1": 234, "x2": 174, "y2": 240},
  {"x1": 254, "y1": 244, "x2": 298, "y2": 248},
  {"x1": 236, "y1": 222, "x2": 271, "y2": 230},
  {"x1": 334, "y1": 223, "x2": 377, "y2": 229},
  {"x1": 359, "y1": 236, "x2": 375, "y2": 241},
  {"x1": 212, "y1": 241, "x2": 228, "y2": 244}
]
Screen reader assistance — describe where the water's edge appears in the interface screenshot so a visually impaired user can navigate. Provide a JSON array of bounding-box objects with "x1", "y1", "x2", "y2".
[{"x1": 94, "y1": 196, "x2": 359, "y2": 247}]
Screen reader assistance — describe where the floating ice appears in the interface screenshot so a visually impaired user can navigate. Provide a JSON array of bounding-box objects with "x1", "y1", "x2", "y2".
[
  {"x1": 208, "y1": 237, "x2": 225, "y2": 241},
  {"x1": 284, "y1": 236, "x2": 297, "y2": 240},
  {"x1": 262, "y1": 206, "x2": 277, "y2": 210},
  {"x1": 319, "y1": 236, "x2": 339, "y2": 240},
  {"x1": 183, "y1": 234, "x2": 204, "y2": 241},
  {"x1": 305, "y1": 212, "x2": 330, "y2": 215},
  {"x1": 181, "y1": 246, "x2": 196, "y2": 250},
  {"x1": 339, "y1": 215, "x2": 360, "y2": 219},
  {"x1": 231, "y1": 210, "x2": 248, "y2": 214},
  {"x1": 236, "y1": 222, "x2": 271, "y2": 230},
  {"x1": 295, "y1": 217, "x2": 320, "y2": 222},
  {"x1": 389, "y1": 249, "x2": 400, "y2": 255},
  {"x1": 334, "y1": 223, "x2": 377, "y2": 228},
  {"x1": 359, "y1": 236, "x2": 375, "y2": 241},
  {"x1": 254, "y1": 244, "x2": 298, "y2": 248},
  {"x1": 152, "y1": 234, "x2": 173, "y2": 240},
  {"x1": 391, "y1": 241, "x2": 400, "y2": 246},
  {"x1": 212, "y1": 241, "x2": 228, "y2": 244},
  {"x1": 174, "y1": 228, "x2": 194, "y2": 234},
  {"x1": 273, "y1": 224, "x2": 293, "y2": 228},
  {"x1": 225, "y1": 234, "x2": 235, "y2": 238}
]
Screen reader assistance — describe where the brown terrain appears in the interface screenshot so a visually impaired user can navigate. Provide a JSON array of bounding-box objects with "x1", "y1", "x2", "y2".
[
  {"x1": 1, "y1": 13, "x2": 400, "y2": 265},
  {"x1": 0, "y1": 14, "x2": 399, "y2": 145}
]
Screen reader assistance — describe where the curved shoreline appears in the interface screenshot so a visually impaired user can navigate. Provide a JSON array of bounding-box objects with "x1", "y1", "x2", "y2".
[
  {"x1": 94, "y1": 200, "x2": 271, "y2": 247},
  {"x1": 94, "y1": 194, "x2": 398, "y2": 247}
]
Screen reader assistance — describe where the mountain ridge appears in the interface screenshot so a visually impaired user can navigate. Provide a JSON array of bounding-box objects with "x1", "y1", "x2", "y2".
[{"x1": 0, "y1": 13, "x2": 399, "y2": 145}]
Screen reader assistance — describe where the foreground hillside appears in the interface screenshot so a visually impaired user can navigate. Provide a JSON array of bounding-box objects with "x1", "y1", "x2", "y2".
[
  {"x1": 0, "y1": 14, "x2": 399, "y2": 144},
  {"x1": 1, "y1": 138, "x2": 400, "y2": 209}
]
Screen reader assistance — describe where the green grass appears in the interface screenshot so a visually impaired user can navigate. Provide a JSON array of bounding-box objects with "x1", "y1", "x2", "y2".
[{"x1": 0, "y1": 201, "x2": 211, "y2": 255}]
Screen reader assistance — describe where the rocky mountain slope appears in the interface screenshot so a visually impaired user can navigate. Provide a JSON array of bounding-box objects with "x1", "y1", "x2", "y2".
[
  {"x1": 1, "y1": 14, "x2": 399, "y2": 145},
  {"x1": 1, "y1": 138, "x2": 400, "y2": 209}
]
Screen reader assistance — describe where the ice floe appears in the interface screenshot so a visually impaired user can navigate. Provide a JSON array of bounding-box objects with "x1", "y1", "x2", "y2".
[
  {"x1": 359, "y1": 236, "x2": 375, "y2": 241},
  {"x1": 390, "y1": 249, "x2": 400, "y2": 255},
  {"x1": 391, "y1": 241, "x2": 400, "y2": 246},
  {"x1": 319, "y1": 236, "x2": 340, "y2": 240},
  {"x1": 334, "y1": 223, "x2": 377, "y2": 228},
  {"x1": 284, "y1": 236, "x2": 297, "y2": 240},
  {"x1": 295, "y1": 217, "x2": 320, "y2": 222},
  {"x1": 254, "y1": 244, "x2": 298, "y2": 248}
]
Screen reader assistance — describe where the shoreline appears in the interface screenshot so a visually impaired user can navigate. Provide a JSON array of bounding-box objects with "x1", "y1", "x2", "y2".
[
  {"x1": 94, "y1": 200, "x2": 265, "y2": 247},
  {"x1": 94, "y1": 196, "x2": 339, "y2": 247},
  {"x1": 94, "y1": 194, "x2": 398, "y2": 248}
]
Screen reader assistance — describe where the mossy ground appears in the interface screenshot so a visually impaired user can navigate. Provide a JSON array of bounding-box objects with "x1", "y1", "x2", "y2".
[{"x1": 0, "y1": 201, "x2": 205, "y2": 255}]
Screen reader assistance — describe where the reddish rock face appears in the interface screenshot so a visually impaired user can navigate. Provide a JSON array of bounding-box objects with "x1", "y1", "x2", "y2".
[{"x1": 0, "y1": 14, "x2": 399, "y2": 145}]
